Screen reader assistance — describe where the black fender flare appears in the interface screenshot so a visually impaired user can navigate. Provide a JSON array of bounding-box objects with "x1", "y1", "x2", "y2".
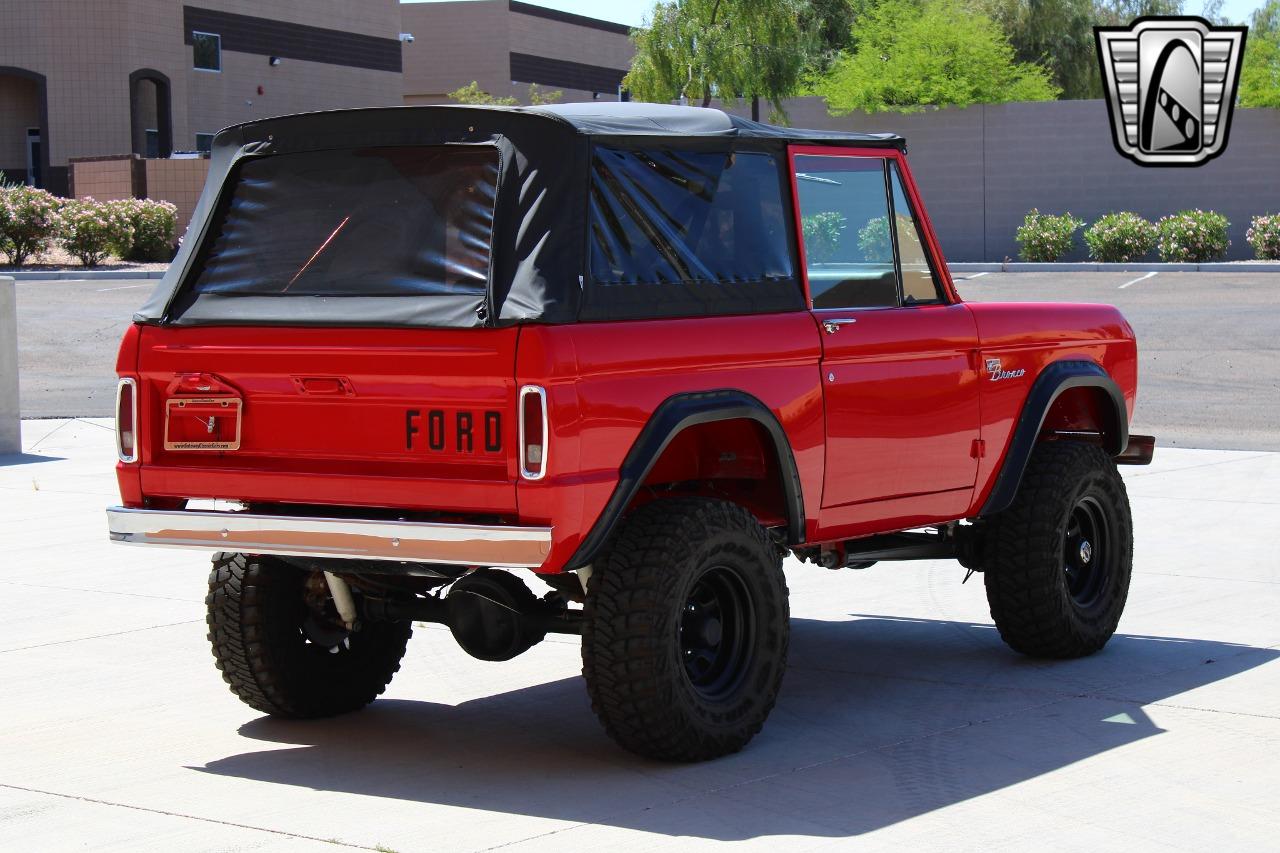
[
  {"x1": 564, "y1": 390, "x2": 806, "y2": 571},
  {"x1": 979, "y1": 360, "x2": 1128, "y2": 517}
]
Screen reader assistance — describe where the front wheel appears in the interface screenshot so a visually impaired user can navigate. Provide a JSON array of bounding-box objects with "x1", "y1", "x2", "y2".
[
  {"x1": 582, "y1": 498, "x2": 790, "y2": 761},
  {"x1": 981, "y1": 441, "x2": 1133, "y2": 658},
  {"x1": 206, "y1": 553, "x2": 412, "y2": 718}
]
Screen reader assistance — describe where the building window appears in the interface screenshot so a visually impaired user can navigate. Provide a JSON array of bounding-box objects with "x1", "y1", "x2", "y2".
[
  {"x1": 192, "y1": 32, "x2": 221, "y2": 72},
  {"x1": 195, "y1": 133, "x2": 215, "y2": 154},
  {"x1": 144, "y1": 129, "x2": 160, "y2": 159}
]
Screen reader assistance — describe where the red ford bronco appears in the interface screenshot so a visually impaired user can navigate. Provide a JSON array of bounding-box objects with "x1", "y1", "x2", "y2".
[{"x1": 107, "y1": 103, "x2": 1154, "y2": 761}]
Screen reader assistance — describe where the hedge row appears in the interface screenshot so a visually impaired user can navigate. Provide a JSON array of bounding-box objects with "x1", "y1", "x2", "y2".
[
  {"x1": 0, "y1": 182, "x2": 178, "y2": 267},
  {"x1": 1017, "y1": 208, "x2": 1280, "y2": 263}
]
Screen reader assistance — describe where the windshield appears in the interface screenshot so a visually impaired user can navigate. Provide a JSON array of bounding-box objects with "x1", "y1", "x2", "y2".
[{"x1": 190, "y1": 145, "x2": 499, "y2": 298}]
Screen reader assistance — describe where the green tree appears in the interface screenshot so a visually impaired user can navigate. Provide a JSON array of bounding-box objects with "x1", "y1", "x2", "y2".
[
  {"x1": 624, "y1": 0, "x2": 811, "y2": 121},
  {"x1": 816, "y1": 0, "x2": 1060, "y2": 114},
  {"x1": 1240, "y1": 0, "x2": 1280, "y2": 107},
  {"x1": 978, "y1": 0, "x2": 1102, "y2": 98},
  {"x1": 446, "y1": 81, "x2": 563, "y2": 107}
]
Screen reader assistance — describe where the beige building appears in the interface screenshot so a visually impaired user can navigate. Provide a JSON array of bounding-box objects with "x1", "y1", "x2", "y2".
[
  {"x1": 1, "y1": 0, "x2": 404, "y2": 195},
  {"x1": 1, "y1": 0, "x2": 633, "y2": 205},
  {"x1": 401, "y1": 1, "x2": 634, "y2": 105}
]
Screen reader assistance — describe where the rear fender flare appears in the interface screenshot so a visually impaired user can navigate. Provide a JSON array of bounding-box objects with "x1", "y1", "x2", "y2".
[
  {"x1": 564, "y1": 390, "x2": 805, "y2": 571},
  {"x1": 980, "y1": 360, "x2": 1128, "y2": 517}
]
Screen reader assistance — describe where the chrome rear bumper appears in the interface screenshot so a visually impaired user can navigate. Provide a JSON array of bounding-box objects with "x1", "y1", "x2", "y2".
[{"x1": 106, "y1": 506, "x2": 553, "y2": 568}]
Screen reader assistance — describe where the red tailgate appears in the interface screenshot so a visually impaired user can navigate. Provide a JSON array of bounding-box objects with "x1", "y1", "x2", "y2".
[{"x1": 134, "y1": 325, "x2": 520, "y2": 516}]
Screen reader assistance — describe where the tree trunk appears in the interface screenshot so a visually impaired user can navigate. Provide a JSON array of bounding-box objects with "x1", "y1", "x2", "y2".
[{"x1": 751, "y1": 95, "x2": 760, "y2": 122}]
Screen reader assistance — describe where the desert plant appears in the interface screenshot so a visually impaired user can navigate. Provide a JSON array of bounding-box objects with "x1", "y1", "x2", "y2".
[
  {"x1": 1246, "y1": 213, "x2": 1280, "y2": 260},
  {"x1": 108, "y1": 198, "x2": 178, "y2": 261},
  {"x1": 56, "y1": 198, "x2": 133, "y2": 267},
  {"x1": 1015, "y1": 208, "x2": 1083, "y2": 261},
  {"x1": 1156, "y1": 210, "x2": 1230, "y2": 262},
  {"x1": 1084, "y1": 212, "x2": 1158, "y2": 262},
  {"x1": 801, "y1": 211, "x2": 846, "y2": 262},
  {"x1": 0, "y1": 184, "x2": 62, "y2": 266}
]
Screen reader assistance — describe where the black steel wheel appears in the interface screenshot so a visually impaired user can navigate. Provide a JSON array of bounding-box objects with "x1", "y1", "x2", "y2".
[
  {"x1": 582, "y1": 498, "x2": 790, "y2": 762},
  {"x1": 1063, "y1": 495, "x2": 1112, "y2": 608},
  {"x1": 207, "y1": 553, "x2": 412, "y2": 718},
  {"x1": 981, "y1": 441, "x2": 1133, "y2": 658},
  {"x1": 680, "y1": 566, "x2": 755, "y2": 701}
]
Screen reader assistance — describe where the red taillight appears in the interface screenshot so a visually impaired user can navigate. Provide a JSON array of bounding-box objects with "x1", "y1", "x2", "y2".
[
  {"x1": 519, "y1": 385, "x2": 547, "y2": 480},
  {"x1": 116, "y1": 378, "x2": 138, "y2": 463}
]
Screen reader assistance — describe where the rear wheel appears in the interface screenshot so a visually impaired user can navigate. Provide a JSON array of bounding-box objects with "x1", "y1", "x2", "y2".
[
  {"x1": 206, "y1": 553, "x2": 412, "y2": 717},
  {"x1": 582, "y1": 498, "x2": 790, "y2": 761},
  {"x1": 981, "y1": 441, "x2": 1133, "y2": 658}
]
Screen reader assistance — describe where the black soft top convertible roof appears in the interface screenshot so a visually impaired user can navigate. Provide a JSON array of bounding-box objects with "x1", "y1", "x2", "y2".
[
  {"x1": 527, "y1": 102, "x2": 903, "y2": 145},
  {"x1": 136, "y1": 104, "x2": 905, "y2": 329}
]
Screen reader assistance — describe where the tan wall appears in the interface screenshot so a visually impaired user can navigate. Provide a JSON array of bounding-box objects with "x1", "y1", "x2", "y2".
[
  {"x1": 399, "y1": 1, "x2": 634, "y2": 105},
  {"x1": 0, "y1": 0, "x2": 401, "y2": 175},
  {"x1": 185, "y1": 53, "x2": 402, "y2": 147},
  {"x1": 507, "y1": 11, "x2": 634, "y2": 74},
  {"x1": 400, "y1": 1, "x2": 511, "y2": 101},
  {"x1": 144, "y1": 158, "x2": 210, "y2": 240},
  {"x1": 0, "y1": 76, "x2": 40, "y2": 176},
  {"x1": 70, "y1": 159, "x2": 135, "y2": 202}
]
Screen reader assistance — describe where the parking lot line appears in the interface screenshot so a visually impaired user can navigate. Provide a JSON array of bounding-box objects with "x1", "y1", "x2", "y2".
[
  {"x1": 1119, "y1": 271, "x2": 1158, "y2": 289},
  {"x1": 94, "y1": 284, "x2": 152, "y2": 292}
]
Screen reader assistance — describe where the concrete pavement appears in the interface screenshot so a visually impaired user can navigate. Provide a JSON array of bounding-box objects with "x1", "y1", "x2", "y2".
[{"x1": 1, "y1": 419, "x2": 1277, "y2": 852}]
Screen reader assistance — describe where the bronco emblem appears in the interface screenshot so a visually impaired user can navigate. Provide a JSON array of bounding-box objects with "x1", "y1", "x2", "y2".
[{"x1": 986, "y1": 358, "x2": 1026, "y2": 382}]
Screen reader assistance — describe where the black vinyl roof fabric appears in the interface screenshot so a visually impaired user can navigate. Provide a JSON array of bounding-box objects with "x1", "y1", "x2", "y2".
[
  {"x1": 525, "y1": 102, "x2": 905, "y2": 146},
  {"x1": 135, "y1": 103, "x2": 904, "y2": 329}
]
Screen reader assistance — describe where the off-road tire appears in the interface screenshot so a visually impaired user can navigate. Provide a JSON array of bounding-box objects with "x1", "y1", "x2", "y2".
[
  {"x1": 582, "y1": 498, "x2": 790, "y2": 762},
  {"x1": 982, "y1": 441, "x2": 1133, "y2": 658},
  {"x1": 206, "y1": 553, "x2": 412, "y2": 717}
]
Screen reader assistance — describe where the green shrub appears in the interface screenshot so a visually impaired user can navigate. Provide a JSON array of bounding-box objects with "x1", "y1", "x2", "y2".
[
  {"x1": 1246, "y1": 213, "x2": 1280, "y2": 260},
  {"x1": 856, "y1": 215, "x2": 892, "y2": 262},
  {"x1": 0, "y1": 185, "x2": 62, "y2": 266},
  {"x1": 56, "y1": 198, "x2": 134, "y2": 267},
  {"x1": 1084, "y1": 212, "x2": 1158, "y2": 262},
  {"x1": 802, "y1": 211, "x2": 846, "y2": 263},
  {"x1": 1015, "y1": 209, "x2": 1083, "y2": 261},
  {"x1": 108, "y1": 198, "x2": 178, "y2": 261},
  {"x1": 1156, "y1": 210, "x2": 1230, "y2": 262}
]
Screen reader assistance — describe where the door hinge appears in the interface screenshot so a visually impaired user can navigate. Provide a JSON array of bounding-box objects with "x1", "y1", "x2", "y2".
[{"x1": 970, "y1": 439, "x2": 987, "y2": 459}]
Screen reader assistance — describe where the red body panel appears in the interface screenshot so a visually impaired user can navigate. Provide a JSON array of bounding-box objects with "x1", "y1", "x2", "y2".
[
  {"x1": 129, "y1": 325, "x2": 522, "y2": 516},
  {"x1": 113, "y1": 151, "x2": 1140, "y2": 573}
]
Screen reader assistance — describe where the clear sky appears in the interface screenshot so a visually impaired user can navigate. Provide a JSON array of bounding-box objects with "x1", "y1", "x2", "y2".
[{"x1": 404, "y1": 0, "x2": 1266, "y2": 29}]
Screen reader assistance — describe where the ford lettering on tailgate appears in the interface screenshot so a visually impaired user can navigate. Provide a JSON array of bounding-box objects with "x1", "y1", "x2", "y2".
[{"x1": 406, "y1": 409, "x2": 502, "y2": 454}]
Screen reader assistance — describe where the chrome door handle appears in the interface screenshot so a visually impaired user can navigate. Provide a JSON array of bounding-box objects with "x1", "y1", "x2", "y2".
[{"x1": 822, "y1": 318, "x2": 857, "y2": 334}]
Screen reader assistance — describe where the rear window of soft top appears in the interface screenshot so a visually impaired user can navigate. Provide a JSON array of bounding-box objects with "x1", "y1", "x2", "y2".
[{"x1": 191, "y1": 145, "x2": 499, "y2": 298}]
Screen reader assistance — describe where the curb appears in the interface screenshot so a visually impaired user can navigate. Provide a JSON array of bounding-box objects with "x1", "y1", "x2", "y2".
[
  {"x1": 949, "y1": 262, "x2": 1280, "y2": 273},
  {"x1": 1, "y1": 270, "x2": 167, "y2": 281}
]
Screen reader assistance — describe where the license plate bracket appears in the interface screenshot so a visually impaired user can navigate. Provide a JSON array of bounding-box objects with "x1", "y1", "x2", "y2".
[{"x1": 164, "y1": 397, "x2": 243, "y2": 451}]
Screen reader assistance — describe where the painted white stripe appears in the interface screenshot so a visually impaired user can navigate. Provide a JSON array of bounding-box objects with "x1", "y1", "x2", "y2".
[
  {"x1": 1119, "y1": 271, "x2": 1157, "y2": 289},
  {"x1": 957, "y1": 272, "x2": 989, "y2": 280},
  {"x1": 95, "y1": 284, "x2": 152, "y2": 292}
]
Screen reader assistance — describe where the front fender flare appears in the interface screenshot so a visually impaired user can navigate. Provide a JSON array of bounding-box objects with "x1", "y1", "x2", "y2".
[
  {"x1": 564, "y1": 390, "x2": 805, "y2": 571},
  {"x1": 980, "y1": 360, "x2": 1128, "y2": 517}
]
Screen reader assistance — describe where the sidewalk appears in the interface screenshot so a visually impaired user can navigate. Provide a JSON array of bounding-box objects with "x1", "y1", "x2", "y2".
[{"x1": 2, "y1": 419, "x2": 1278, "y2": 852}]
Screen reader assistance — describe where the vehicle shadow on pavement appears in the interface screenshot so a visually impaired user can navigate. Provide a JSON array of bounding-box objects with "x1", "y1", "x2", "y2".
[
  {"x1": 194, "y1": 615, "x2": 1277, "y2": 840},
  {"x1": 0, "y1": 452, "x2": 64, "y2": 467}
]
